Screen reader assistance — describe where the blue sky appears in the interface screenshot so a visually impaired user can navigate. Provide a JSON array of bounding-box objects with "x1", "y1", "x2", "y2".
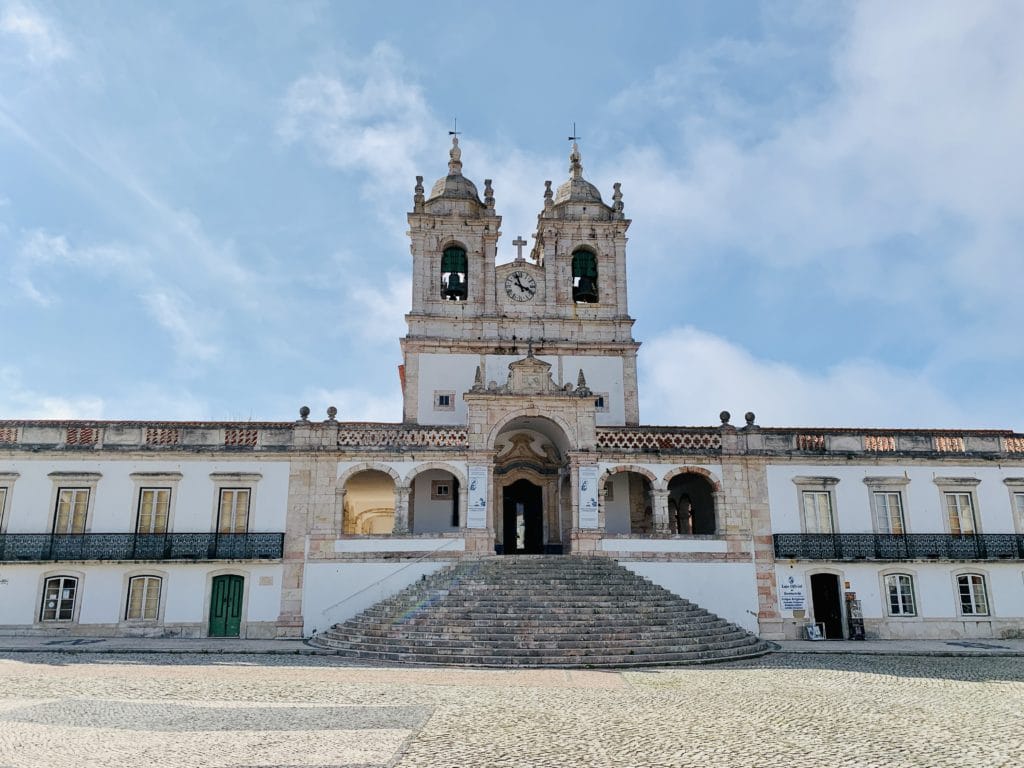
[{"x1": 1, "y1": 1, "x2": 1022, "y2": 429}]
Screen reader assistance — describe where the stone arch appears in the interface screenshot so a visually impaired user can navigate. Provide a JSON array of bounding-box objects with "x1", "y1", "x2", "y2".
[
  {"x1": 404, "y1": 462, "x2": 468, "y2": 533},
  {"x1": 336, "y1": 462, "x2": 404, "y2": 491},
  {"x1": 486, "y1": 411, "x2": 574, "y2": 454},
  {"x1": 599, "y1": 464, "x2": 660, "y2": 491},
  {"x1": 662, "y1": 465, "x2": 722, "y2": 491},
  {"x1": 665, "y1": 467, "x2": 720, "y2": 535},
  {"x1": 600, "y1": 466, "x2": 655, "y2": 535}
]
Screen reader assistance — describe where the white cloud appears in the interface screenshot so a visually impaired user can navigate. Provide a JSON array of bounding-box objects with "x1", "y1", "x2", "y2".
[
  {"x1": 343, "y1": 271, "x2": 411, "y2": 344},
  {"x1": 278, "y1": 43, "x2": 439, "y2": 202},
  {"x1": 0, "y1": 366, "x2": 103, "y2": 419},
  {"x1": 0, "y1": 2, "x2": 70, "y2": 64},
  {"x1": 639, "y1": 326, "x2": 975, "y2": 429},
  {"x1": 142, "y1": 291, "x2": 220, "y2": 363}
]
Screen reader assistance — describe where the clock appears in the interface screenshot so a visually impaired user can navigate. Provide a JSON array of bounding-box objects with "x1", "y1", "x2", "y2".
[{"x1": 505, "y1": 270, "x2": 537, "y2": 302}]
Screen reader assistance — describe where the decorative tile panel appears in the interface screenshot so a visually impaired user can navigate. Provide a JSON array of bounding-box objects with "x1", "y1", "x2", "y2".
[
  {"x1": 797, "y1": 434, "x2": 825, "y2": 451},
  {"x1": 0, "y1": 427, "x2": 17, "y2": 445},
  {"x1": 596, "y1": 430, "x2": 721, "y2": 451},
  {"x1": 934, "y1": 436, "x2": 965, "y2": 453},
  {"x1": 224, "y1": 428, "x2": 259, "y2": 447},
  {"x1": 66, "y1": 427, "x2": 98, "y2": 446},
  {"x1": 336, "y1": 426, "x2": 468, "y2": 449},
  {"x1": 1006, "y1": 437, "x2": 1024, "y2": 453},
  {"x1": 145, "y1": 427, "x2": 181, "y2": 446},
  {"x1": 864, "y1": 435, "x2": 896, "y2": 452}
]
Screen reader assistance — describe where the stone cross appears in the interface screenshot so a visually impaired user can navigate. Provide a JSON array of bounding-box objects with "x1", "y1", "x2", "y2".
[{"x1": 513, "y1": 236, "x2": 528, "y2": 261}]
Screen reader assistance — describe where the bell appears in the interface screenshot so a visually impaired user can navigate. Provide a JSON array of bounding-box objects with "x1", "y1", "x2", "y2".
[
  {"x1": 574, "y1": 275, "x2": 598, "y2": 303},
  {"x1": 443, "y1": 272, "x2": 467, "y2": 300}
]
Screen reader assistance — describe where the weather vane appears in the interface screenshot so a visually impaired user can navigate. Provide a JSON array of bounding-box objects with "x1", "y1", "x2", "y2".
[
  {"x1": 449, "y1": 118, "x2": 461, "y2": 138},
  {"x1": 568, "y1": 122, "x2": 581, "y2": 143}
]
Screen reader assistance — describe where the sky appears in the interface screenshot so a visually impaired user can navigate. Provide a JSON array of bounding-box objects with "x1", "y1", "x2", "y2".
[{"x1": 1, "y1": 1, "x2": 1022, "y2": 430}]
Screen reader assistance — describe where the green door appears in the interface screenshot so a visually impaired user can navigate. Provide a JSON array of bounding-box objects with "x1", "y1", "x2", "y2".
[{"x1": 209, "y1": 574, "x2": 244, "y2": 637}]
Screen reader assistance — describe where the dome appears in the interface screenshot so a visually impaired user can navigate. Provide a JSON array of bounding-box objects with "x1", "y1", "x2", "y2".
[
  {"x1": 426, "y1": 137, "x2": 482, "y2": 203},
  {"x1": 552, "y1": 142, "x2": 605, "y2": 205}
]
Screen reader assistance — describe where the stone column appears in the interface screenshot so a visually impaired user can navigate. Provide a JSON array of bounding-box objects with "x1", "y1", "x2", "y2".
[
  {"x1": 650, "y1": 488, "x2": 671, "y2": 534},
  {"x1": 392, "y1": 486, "x2": 411, "y2": 535}
]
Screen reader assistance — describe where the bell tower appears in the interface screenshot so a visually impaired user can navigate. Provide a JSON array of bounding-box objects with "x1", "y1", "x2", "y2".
[{"x1": 401, "y1": 139, "x2": 639, "y2": 427}]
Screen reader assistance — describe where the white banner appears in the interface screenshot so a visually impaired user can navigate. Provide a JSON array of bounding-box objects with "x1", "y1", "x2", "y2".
[
  {"x1": 578, "y1": 465, "x2": 600, "y2": 528},
  {"x1": 466, "y1": 465, "x2": 488, "y2": 529}
]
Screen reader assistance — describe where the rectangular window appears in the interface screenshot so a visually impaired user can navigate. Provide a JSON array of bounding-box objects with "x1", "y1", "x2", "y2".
[
  {"x1": 885, "y1": 574, "x2": 916, "y2": 616},
  {"x1": 872, "y1": 491, "x2": 905, "y2": 534},
  {"x1": 217, "y1": 488, "x2": 250, "y2": 533},
  {"x1": 0, "y1": 486, "x2": 6, "y2": 526},
  {"x1": 433, "y1": 391, "x2": 456, "y2": 411},
  {"x1": 53, "y1": 488, "x2": 90, "y2": 534},
  {"x1": 137, "y1": 488, "x2": 171, "y2": 534},
  {"x1": 945, "y1": 492, "x2": 977, "y2": 534},
  {"x1": 1014, "y1": 493, "x2": 1024, "y2": 529},
  {"x1": 957, "y1": 574, "x2": 989, "y2": 616},
  {"x1": 40, "y1": 576, "x2": 78, "y2": 622},
  {"x1": 801, "y1": 491, "x2": 834, "y2": 534},
  {"x1": 126, "y1": 576, "x2": 162, "y2": 621},
  {"x1": 431, "y1": 480, "x2": 451, "y2": 500}
]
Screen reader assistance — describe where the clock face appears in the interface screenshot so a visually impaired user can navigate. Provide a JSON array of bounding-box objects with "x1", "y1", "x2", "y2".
[{"x1": 505, "y1": 270, "x2": 537, "y2": 302}]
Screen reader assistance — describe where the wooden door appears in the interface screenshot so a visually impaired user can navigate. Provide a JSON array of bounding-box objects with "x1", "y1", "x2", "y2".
[{"x1": 209, "y1": 574, "x2": 244, "y2": 637}]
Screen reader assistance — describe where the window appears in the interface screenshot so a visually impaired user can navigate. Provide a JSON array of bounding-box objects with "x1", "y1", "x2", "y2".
[
  {"x1": 433, "y1": 390, "x2": 456, "y2": 411},
  {"x1": 885, "y1": 574, "x2": 916, "y2": 616},
  {"x1": 873, "y1": 492, "x2": 906, "y2": 534},
  {"x1": 1015, "y1": 492, "x2": 1024, "y2": 530},
  {"x1": 440, "y1": 246, "x2": 468, "y2": 301},
  {"x1": 802, "y1": 491, "x2": 834, "y2": 534},
  {"x1": 137, "y1": 488, "x2": 171, "y2": 534},
  {"x1": 40, "y1": 576, "x2": 78, "y2": 622},
  {"x1": 957, "y1": 574, "x2": 989, "y2": 616},
  {"x1": 571, "y1": 249, "x2": 598, "y2": 303},
  {"x1": 53, "y1": 488, "x2": 90, "y2": 534},
  {"x1": 945, "y1": 492, "x2": 977, "y2": 534},
  {"x1": 431, "y1": 480, "x2": 451, "y2": 500},
  {"x1": 217, "y1": 489, "x2": 250, "y2": 533},
  {"x1": 126, "y1": 576, "x2": 162, "y2": 621},
  {"x1": 593, "y1": 393, "x2": 609, "y2": 413}
]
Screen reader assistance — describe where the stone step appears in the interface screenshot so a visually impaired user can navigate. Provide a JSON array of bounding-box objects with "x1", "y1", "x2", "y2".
[{"x1": 311, "y1": 555, "x2": 770, "y2": 668}]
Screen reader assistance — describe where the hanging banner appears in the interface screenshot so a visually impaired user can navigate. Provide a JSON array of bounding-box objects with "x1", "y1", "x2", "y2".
[
  {"x1": 578, "y1": 465, "x2": 600, "y2": 528},
  {"x1": 466, "y1": 465, "x2": 488, "y2": 529}
]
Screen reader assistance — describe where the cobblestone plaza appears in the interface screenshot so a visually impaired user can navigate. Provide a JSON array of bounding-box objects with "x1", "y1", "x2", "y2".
[{"x1": 0, "y1": 652, "x2": 1021, "y2": 767}]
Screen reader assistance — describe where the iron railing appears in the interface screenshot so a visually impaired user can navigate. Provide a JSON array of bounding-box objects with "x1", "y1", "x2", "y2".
[
  {"x1": 774, "y1": 533, "x2": 1024, "y2": 561},
  {"x1": 0, "y1": 532, "x2": 284, "y2": 562}
]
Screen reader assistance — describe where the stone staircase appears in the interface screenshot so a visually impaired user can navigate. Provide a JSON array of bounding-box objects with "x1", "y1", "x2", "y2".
[{"x1": 311, "y1": 555, "x2": 771, "y2": 667}]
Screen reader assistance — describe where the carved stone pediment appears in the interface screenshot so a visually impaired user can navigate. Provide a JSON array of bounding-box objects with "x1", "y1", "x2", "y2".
[{"x1": 507, "y1": 355, "x2": 557, "y2": 395}]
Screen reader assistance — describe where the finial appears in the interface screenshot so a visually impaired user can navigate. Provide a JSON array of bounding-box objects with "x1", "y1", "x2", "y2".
[
  {"x1": 448, "y1": 135, "x2": 463, "y2": 175},
  {"x1": 414, "y1": 175, "x2": 424, "y2": 212},
  {"x1": 719, "y1": 410, "x2": 730, "y2": 425},
  {"x1": 326, "y1": 406, "x2": 338, "y2": 422},
  {"x1": 484, "y1": 178, "x2": 494, "y2": 210},
  {"x1": 577, "y1": 368, "x2": 587, "y2": 388},
  {"x1": 744, "y1": 411, "x2": 757, "y2": 428},
  {"x1": 473, "y1": 365, "x2": 483, "y2": 390},
  {"x1": 527, "y1": 340, "x2": 534, "y2": 358},
  {"x1": 299, "y1": 405, "x2": 310, "y2": 422},
  {"x1": 612, "y1": 182, "x2": 624, "y2": 218},
  {"x1": 543, "y1": 180, "x2": 553, "y2": 209},
  {"x1": 569, "y1": 142, "x2": 583, "y2": 180}
]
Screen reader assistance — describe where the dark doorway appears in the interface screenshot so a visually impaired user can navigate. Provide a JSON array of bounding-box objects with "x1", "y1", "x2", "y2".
[
  {"x1": 502, "y1": 479, "x2": 543, "y2": 554},
  {"x1": 810, "y1": 573, "x2": 844, "y2": 640},
  {"x1": 209, "y1": 574, "x2": 244, "y2": 637}
]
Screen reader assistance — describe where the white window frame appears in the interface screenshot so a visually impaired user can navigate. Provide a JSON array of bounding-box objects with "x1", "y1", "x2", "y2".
[
  {"x1": 39, "y1": 574, "x2": 81, "y2": 623},
  {"x1": 0, "y1": 471, "x2": 17, "y2": 534},
  {"x1": 793, "y1": 477, "x2": 839, "y2": 534},
  {"x1": 863, "y1": 477, "x2": 909, "y2": 534},
  {"x1": 131, "y1": 472, "x2": 182, "y2": 534},
  {"x1": 430, "y1": 480, "x2": 451, "y2": 500},
  {"x1": 883, "y1": 572, "x2": 917, "y2": 617},
  {"x1": 1004, "y1": 479, "x2": 1024, "y2": 534},
  {"x1": 47, "y1": 472, "x2": 100, "y2": 534},
  {"x1": 593, "y1": 393, "x2": 610, "y2": 413},
  {"x1": 124, "y1": 574, "x2": 164, "y2": 623},
  {"x1": 934, "y1": 477, "x2": 981, "y2": 535},
  {"x1": 209, "y1": 473, "x2": 261, "y2": 534},
  {"x1": 955, "y1": 572, "x2": 990, "y2": 617}
]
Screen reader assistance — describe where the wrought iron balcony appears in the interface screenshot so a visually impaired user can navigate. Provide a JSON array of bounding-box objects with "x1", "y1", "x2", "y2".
[
  {"x1": 0, "y1": 532, "x2": 284, "y2": 562},
  {"x1": 774, "y1": 533, "x2": 1024, "y2": 561}
]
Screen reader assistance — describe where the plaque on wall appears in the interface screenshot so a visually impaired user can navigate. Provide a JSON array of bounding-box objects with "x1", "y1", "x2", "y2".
[{"x1": 466, "y1": 465, "x2": 488, "y2": 528}]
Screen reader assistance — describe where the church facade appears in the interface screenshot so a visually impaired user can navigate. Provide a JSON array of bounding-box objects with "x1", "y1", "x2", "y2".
[{"x1": 1, "y1": 141, "x2": 1023, "y2": 643}]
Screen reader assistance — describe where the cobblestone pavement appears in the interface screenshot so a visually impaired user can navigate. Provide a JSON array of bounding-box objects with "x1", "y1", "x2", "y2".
[{"x1": 0, "y1": 653, "x2": 1021, "y2": 767}]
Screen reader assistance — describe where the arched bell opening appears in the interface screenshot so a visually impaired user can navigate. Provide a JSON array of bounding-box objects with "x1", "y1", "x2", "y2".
[
  {"x1": 342, "y1": 470, "x2": 397, "y2": 535},
  {"x1": 603, "y1": 471, "x2": 654, "y2": 535},
  {"x1": 667, "y1": 473, "x2": 717, "y2": 535},
  {"x1": 407, "y1": 468, "x2": 462, "y2": 534},
  {"x1": 571, "y1": 248, "x2": 598, "y2": 303},
  {"x1": 440, "y1": 245, "x2": 468, "y2": 301}
]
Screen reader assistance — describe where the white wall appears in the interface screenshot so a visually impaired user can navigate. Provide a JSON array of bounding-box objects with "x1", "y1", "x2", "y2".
[
  {"x1": 767, "y1": 463, "x2": 1022, "y2": 534},
  {"x1": 411, "y1": 470, "x2": 460, "y2": 533},
  {"x1": 416, "y1": 353, "x2": 480, "y2": 425},
  {"x1": 0, "y1": 457, "x2": 290, "y2": 533},
  {"x1": 0, "y1": 563, "x2": 283, "y2": 627},
  {"x1": 604, "y1": 473, "x2": 631, "y2": 534},
  {"x1": 302, "y1": 561, "x2": 450, "y2": 635},
  {"x1": 622, "y1": 561, "x2": 759, "y2": 633}
]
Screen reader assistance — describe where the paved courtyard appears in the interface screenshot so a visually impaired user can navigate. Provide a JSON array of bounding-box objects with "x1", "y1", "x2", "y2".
[{"x1": 0, "y1": 652, "x2": 1021, "y2": 767}]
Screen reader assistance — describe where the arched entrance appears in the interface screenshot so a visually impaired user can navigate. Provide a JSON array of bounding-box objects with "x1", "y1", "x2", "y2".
[
  {"x1": 667, "y1": 472, "x2": 718, "y2": 534},
  {"x1": 491, "y1": 416, "x2": 571, "y2": 554}
]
